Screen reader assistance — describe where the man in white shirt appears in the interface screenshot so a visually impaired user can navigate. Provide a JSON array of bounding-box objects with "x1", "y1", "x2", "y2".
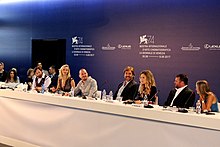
[
  {"x1": 113, "y1": 66, "x2": 138, "y2": 101},
  {"x1": 74, "y1": 69, "x2": 98, "y2": 98},
  {"x1": 164, "y1": 74, "x2": 195, "y2": 108},
  {"x1": 32, "y1": 66, "x2": 51, "y2": 93}
]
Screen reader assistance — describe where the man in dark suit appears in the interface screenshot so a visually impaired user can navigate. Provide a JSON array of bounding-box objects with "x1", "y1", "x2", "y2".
[
  {"x1": 48, "y1": 65, "x2": 58, "y2": 93},
  {"x1": 0, "y1": 62, "x2": 7, "y2": 82},
  {"x1": 164, "y1": 74, "x2": 195, "y2": 108},
  {"x1": 113, "y1": 66, "x2": 138, "y2": 101}
]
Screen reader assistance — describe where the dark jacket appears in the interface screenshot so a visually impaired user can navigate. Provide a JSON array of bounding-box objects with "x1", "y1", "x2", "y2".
[
  {"x1": 113, "y1": 80, "x2": 138, "y2": 101},
  {"x1": 49, "y1": 73, "x2": 58, "y2": 89},
  {"x1": 164, "y1": 86, "x2": 195, "y2": 108},
  {"x1": 0, "y1": 71, "x2": 7, "y2": 82}
]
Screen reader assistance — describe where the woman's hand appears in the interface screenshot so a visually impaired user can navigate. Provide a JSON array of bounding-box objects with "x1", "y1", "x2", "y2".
[
  {"x1": 50, "y1": 87, "x2": 56, "y2": 93},
  {"x1": 63, "y1": 92, "x2": 70, "y2": 96},
  {"x1": 134, "y1": 100, "x2": 142, "y2": 104}
]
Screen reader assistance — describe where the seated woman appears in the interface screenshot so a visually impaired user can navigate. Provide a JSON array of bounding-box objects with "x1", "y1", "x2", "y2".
[
  {"x1": 5, "y1": 68, "x2": 20, "y2": 83},
  {"x1": 196, "y1": 80, "x2": 219, "y2": 112},
  {"x1": 134, "y1": 70, "x2": 158, "y2": 104},
  {"x1": 56, "y1": 64, "x2": 75, "y2": 96},
  {"x1": 27, "y1": 68, "x2": 34, "y2": 90}
]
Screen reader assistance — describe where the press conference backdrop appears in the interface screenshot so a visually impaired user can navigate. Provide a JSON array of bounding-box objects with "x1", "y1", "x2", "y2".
[{"x1": 0, "y1": 0, "x2": 220, "y2": 105}]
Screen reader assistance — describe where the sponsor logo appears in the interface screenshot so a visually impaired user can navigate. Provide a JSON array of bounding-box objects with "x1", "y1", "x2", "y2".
[
  {"x1": 181, "y1": 43, "x2": 200, "y2": 51},
  {"x1": 118, "y1": 44, "x2": 132, "y2": 50},
  {"x1": 102, "y1": 44, "x2": 116, "y2": 50},
  {"x1": 204, "y1": 44, "x2": 220, "y2": 50},
  {"x1": 139, "y1": 35, "x2": 154, "y2": 44},
  {"x1": 72, "y1": 36, "x2": 83, "y2": 44}
]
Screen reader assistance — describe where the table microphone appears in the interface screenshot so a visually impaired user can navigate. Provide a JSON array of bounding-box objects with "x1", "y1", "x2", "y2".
[
  {"x1": 144, "y1": 90, "x2": 160, "y2": 108},
  {"x1": 148, "y1": 90, "x2": 160, "y2": 102},
  {"x1": 178, "y1": 91, "x2": 194, "y2": 113},
  {"x1": 183, "y1": 91, "x2": 194, "y2": 108}
]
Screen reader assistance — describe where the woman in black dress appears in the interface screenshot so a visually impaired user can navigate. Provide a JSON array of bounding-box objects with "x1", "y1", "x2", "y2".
[
  {"x1": 56, "y1": 64, "x2": 75, "y2": 96},
  {"x1": 135, "y1": 70, "x2": 158, "y2": 104}
]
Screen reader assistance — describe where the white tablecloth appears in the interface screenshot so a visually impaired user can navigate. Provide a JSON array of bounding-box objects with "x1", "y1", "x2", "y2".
[{"x1": 0, "y1": 90, "x2": 220, "y2": 147}]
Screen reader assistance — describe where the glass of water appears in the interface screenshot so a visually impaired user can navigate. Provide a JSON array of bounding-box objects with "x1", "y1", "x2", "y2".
[{"x1": 116, "y1": 96, "x2": 123, "y2": 102}]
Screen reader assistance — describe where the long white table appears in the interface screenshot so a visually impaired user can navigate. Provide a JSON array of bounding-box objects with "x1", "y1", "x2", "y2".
[{"x1": 0, "y1": 89, "x2": 220, "y2": 147}]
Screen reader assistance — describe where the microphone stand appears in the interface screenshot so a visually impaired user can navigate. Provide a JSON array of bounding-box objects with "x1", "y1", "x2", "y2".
[
  {"x1": 178, "y1": 91, "x2": 194, "y2": 113},
  {"x1": 148, "y1": 90, "x2": 160, "y2": 102},
  {"x1": 144, "y1": 90, "x2": 160, "y2": 108}
]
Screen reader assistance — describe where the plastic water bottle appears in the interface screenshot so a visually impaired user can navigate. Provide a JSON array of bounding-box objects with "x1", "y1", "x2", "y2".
[
  {"x1": 70, "y1": 87, "x2": 75, "y2": 97},
  {"x1": 23, "y1": 82, "x2": 28, "y2": 92},
  {"x1": 109, "y1": 91, "x2": 113, "y2": 101},
  {"x1": 41, "y1": 84, "x2": 45, "y2": 94},
  {"x1": 196, "y1": 100, "x2": 201, "y2": 114},
  {"x1": 102, "y1": 89, "x2": 107, "y2": 101}
]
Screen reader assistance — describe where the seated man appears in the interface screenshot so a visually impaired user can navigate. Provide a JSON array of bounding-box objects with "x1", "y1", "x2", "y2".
[
  {"x1": 74, "y1": 69, "x2": 98, "y2": 98},
  {"x1": 48, "y1": 65, "x2": 58, "y2": 92},
  {"x1": 113, "y1": 66, "x2": 138, "y2": 101},
  {"x1": 0, "y1": 62, "x2": 7, "y2": 82},
  {"x1": 164, "y1": 74, "x2": 195, "y2": 108},
  {"x1": 32, "y1": 66, "x2": 51, "y2": 93},
  {"x1": 37, "y1": 62, "x2": 49, "y2": 76}
]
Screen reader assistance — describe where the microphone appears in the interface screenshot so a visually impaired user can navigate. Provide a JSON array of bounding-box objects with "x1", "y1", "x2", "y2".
[
  {"x1": 144, "y1": 90, "x2": 160, "y2": 108},
  {"x1": 178, "y1": 91, "x2": 194, "y2": 113},
  {"x1": 183, "y1": 91, "x2": 194, "y2": 108},
  {"x1": 148, "y1": 90, "x2": 160, "y2": 102}
]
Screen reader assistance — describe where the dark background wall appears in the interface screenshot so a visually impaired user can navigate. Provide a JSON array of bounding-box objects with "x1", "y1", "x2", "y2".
[{"x1": 1, "y1": 0, "x2": 220, "y2": 105}]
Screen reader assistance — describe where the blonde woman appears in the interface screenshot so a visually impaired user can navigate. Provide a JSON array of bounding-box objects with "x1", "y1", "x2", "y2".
[
  {"x1": 196, "y1": 80, "x2": 219, "y2": 112},
  {"x1": 135, "y1": 70, "x2": 158, "y2": 104},
  {"x1": 56, "y1": 64, "x2": 75, "y2": 96}
]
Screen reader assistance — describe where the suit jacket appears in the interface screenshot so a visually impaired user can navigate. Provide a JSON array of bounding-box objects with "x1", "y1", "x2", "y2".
[
  {"x1": 164, "y1": 86, "x2": 195, "y2": 108},
  {"x1": 49, "y1": 73, "x2": 58, "y2": 88},
  {"x1": 0, "y1": 71, "x2": 7, "y2": 82},
  {"x1": 113, "y1": 80, "x2": 138, "y2": 101}
]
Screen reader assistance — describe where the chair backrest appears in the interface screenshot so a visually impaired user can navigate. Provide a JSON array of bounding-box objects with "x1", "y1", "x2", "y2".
[{"x1": 218, "y1": 103, "x2": 220, "y2": 112}]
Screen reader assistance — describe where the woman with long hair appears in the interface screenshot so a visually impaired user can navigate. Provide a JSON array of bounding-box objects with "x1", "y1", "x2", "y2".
[
  {"x1": 5, "y1": 68, "x2": 20, "y2": 83},
  {"x1": 56, "y1": 64, "x2": 75, "y2": 96},
  {"x1": 135, "y1": 70, "x2": 158, "y2": 104},
  {"x1": 196, "y1": 80, "x2": 219, "y2": 112}
]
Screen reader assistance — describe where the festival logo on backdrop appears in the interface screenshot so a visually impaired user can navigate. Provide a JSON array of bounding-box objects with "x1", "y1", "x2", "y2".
[
  {"x1": 72, "y1": 36, "x2": 83, "y2": 45},
  {"x1": 139, "y1": 35, "x2": 154, "y2": 44},
  {"x1": 139, "y1": 34, "x2": 171, "y2": 59},
  {"x1": 71, "y1": 36, "x2": 95, "y2": 57}
]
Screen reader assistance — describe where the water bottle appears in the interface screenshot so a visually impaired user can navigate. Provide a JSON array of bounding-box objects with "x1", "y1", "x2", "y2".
[
  {"x1": 102, "y1": 89, "x2": 107, "y2": 101},
  {"x1": 70, "y1": 87, "x2": 75, "y2": 97},
  {"x1": 23, "y1": 82, "x2": 28, "y2": 92},
  {"x1": 196, "y1": 100, "x2": 201, "y2": 114},
  {"x1": 41, "y1": 84, "x2": 45, "y2": 94},
  {"x1": 109, "y1": 91, "x2": 113, "y2": 101}
]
